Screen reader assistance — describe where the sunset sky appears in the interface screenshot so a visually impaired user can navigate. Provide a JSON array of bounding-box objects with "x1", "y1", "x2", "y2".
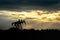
[{"x1": 0, "y1": 0, "x2": 60, "y2": 30}]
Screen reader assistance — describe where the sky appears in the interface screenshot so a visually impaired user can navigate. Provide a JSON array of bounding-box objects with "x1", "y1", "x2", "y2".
[
  {"x1": 0, "y1": 0, "x2": 60, "y2": 30},
  {"x1": 0, "y1": 0, "x2": 60, "y2": 10}
]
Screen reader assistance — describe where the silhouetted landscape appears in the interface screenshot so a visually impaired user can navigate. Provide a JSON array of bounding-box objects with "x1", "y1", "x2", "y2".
[
  {"x1": 0, "y1": 28, "x2": 60, "y2": 40},
  {"x1": 0, "y1": 15, "x2": 60, "y2": 40},
  {"x1": 0, "y1": 28, "x2": 60, "y2": 32}
]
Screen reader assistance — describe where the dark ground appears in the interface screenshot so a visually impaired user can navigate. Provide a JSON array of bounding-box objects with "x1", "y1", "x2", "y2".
[{"x1": 0, "y1": 28, "x2": 60, "y2": 40}]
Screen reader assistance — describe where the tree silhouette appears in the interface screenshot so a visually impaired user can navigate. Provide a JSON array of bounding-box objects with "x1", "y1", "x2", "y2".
[{"x1": 12, "y1": 19, "x2": 26, "y2": 30}]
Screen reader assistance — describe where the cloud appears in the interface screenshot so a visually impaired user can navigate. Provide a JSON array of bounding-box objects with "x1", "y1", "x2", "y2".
[
  {"x1": 0, "y1": 0, "x2": 60, "y2": 11},
  {"x1": 0, "y1": 9, "x2": 60, "y2": 30}
]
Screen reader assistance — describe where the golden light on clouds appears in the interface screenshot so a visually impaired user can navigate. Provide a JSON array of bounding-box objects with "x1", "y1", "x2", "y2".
[
  {"x1": 0, "y1": 10, "x2": 60, "y2": 22},
  {"x1": 0, "y1": 10, "x2": 60, "y2": 30}
]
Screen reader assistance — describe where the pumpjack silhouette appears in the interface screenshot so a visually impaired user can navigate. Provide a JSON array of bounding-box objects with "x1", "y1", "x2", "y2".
[{"x1": 12, "y1": 19, "x2": 26, "y2": 30}]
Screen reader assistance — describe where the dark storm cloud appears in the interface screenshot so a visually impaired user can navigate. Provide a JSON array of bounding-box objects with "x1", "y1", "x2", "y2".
[
  {"x1": 0, "y1": 0, "x2": 60, "y2": 5},
  {"x1": 0, "y1": 0, "x2": 60, "y2": 11}
]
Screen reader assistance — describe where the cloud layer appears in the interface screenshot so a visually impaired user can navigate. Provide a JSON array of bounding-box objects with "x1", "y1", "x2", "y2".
[
  {"x1": 0, "y1": 10, "x2": 60, "y2": 30},
  {"x1": 0, "y1": 0, "x2": 60, "y2": 11}
]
